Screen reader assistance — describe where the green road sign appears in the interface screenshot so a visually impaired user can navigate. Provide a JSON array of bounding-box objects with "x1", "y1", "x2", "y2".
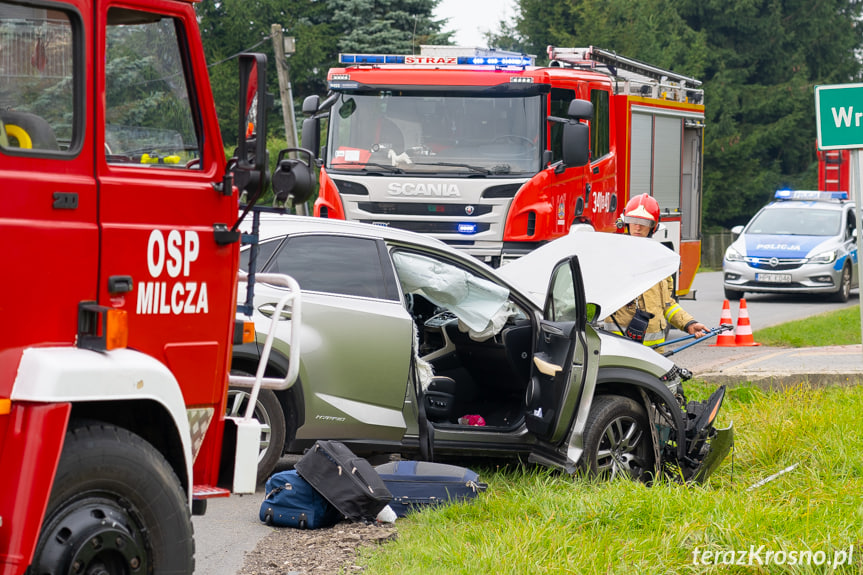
[{"x1": 816, "y1": 83, "x2": 863, "y2": 150}]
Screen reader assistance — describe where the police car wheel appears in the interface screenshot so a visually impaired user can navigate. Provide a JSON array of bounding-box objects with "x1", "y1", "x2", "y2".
[
  {"x1": 832, "y1": 264, "x2": 852, "y2": 303},
  {"x1": 723, "y1": 287, "x2": 743, "y2": 301}
]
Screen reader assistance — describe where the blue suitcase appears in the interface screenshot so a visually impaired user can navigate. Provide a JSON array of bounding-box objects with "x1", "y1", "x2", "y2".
[
  {"x1": 373, "y1": 460, "x2": 487, "y2": 517},
  {"x1": 259, "y1": 469, "x2": 343, "y2": 529}
]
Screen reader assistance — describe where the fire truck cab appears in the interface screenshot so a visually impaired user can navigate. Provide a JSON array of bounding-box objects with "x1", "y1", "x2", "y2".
[
  {"x1": 305, "y1": 46, "x2": 705, "y2": 296},
  {"x1": 0, "y1": 1, "x2": 297, "y2": 572}
]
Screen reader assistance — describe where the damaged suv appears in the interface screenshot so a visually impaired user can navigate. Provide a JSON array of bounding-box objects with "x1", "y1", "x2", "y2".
[{"x1": 229, "y1": 214, "x2": 732, "y2": 483}]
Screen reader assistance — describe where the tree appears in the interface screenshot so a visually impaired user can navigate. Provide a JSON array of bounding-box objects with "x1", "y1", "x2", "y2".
[
  {"x1": 330, "y1": 0, "x2": 452, "y2": 53},
  {"x1": 508, "y1": 0, "x2": 863, "y2": 229}
]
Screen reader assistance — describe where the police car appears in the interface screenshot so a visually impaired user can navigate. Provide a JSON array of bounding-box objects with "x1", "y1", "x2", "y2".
[{"x1": 723, "y1": 190, "x2": 858, "y2": 301}]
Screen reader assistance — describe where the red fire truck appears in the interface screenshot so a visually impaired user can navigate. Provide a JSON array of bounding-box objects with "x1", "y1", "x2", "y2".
[
  {"x1": 305, "y1": 46, "x2": 705, "y2": 295},
  {"x1": 0, "y1": 1, "x2": 306, "y2": 572},
  {"x1": 817, "y1": 147, "x2": 850, "y2": 192}
]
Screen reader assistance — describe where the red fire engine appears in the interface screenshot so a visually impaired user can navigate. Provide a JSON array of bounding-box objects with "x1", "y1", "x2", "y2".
[
  {"x1": 817, "y1": 147, "x2": 850, "y2": 192},
  {"x1": 0, "y1": 1, "x2": 306, "y2": 572},
  {"x1": 304, "y1": 46, "x2": 705, "y2": 296}
]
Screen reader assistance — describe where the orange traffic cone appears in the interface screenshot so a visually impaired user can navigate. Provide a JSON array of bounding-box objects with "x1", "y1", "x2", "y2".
[
  {"x1": 711, "y1": 300, "x2": 737, "y2": 347},
  {"x1": 733, "y1": 298, "x2": 761, "y2": 346}
]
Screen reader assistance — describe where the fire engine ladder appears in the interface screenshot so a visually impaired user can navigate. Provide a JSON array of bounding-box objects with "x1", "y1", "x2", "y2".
[
  {"x1": 821, "y1": 150, "x2": 845, "y2": 192},
  {"x1": 546, "y1": 46, "x2": 703, "y2": 104}
]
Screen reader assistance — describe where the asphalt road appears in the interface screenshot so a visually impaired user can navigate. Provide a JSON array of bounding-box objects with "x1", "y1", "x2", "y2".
[
  {"x1": 677, "y1": 271, "x2": 859, "y2": 332},
  {"x1": 193, "y1": 271, "x2": 861, "y2": 574}
]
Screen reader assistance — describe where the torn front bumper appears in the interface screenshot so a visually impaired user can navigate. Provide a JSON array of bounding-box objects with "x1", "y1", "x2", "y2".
[{"x1": 691, "y1": 423, "x2": 734, "y2": 482}]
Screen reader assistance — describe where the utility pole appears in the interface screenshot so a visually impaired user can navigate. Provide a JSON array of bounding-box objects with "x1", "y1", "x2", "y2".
[{"x1": 270, "y1": 24, "x2": 307, "y2": 215}]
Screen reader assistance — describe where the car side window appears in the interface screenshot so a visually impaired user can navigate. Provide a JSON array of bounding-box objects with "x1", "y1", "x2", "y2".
[
  {"x1": 239, "y1": 237, "x2": 282, "y2": 273},
  {"x1": 846, "y1": 208, "x2": 856, "y2": 240},
  {"x1": 267, "y1": 235, "x2": 394, "y2": 299}
]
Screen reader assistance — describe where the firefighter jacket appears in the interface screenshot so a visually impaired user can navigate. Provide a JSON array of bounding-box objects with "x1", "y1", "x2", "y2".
[{"x1": 603, "y1": 276, "x2": 696, "y2": 348}]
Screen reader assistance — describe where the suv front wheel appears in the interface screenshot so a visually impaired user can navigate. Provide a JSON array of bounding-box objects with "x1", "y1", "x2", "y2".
[{"x1": 581, "y1": 394, "x2": 654, "y2": 482}]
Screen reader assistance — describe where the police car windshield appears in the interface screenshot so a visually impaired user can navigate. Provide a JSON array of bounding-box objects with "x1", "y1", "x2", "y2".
[
  {"x1": 747, "y1": 207, "x2": 841, "y2": 236},
  {"x1": 326, "y1": 92, "x2": 542, "y2": 175}
]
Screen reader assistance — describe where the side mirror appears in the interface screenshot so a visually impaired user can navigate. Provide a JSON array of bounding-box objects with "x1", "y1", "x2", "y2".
[
  {"x1": 567, "y1": 99, "x2": 593, "y2": 121},
  {"x1": 272, "y1": 148, "x2": 317, "y2": 205},
  {"x1": 562, "y1": 122, "x2": 589, "y2": 167},
  {"x1": 300, "y1": 116, "x2": 320, "y2": 158},
  {"x1": 560, "y1": 99, "x2": 592, "y2": 168},
  {"x1": 302, "y1": 94, "x2": 320, "y2": 117},
  {"x1": 586, "y1": 302, "x2": 602, "y2": 324},
  {"x1": 731, "y1": 225, "x2": 744, "y2": 236},
  {"x1": 235, "y1": 53, "x2": 269, "y2": 198}
]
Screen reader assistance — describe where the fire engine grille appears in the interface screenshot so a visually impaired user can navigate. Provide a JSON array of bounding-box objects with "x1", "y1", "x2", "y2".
[
  {"x1": 357, "y1": 202, "x2": 492, "y2": 217},
  {"x1": 746, "y1": 257, "x2": 806, "y2": 271},
  {"x1": 359, "y1": 220, "x2": 491, "y2": 234}
]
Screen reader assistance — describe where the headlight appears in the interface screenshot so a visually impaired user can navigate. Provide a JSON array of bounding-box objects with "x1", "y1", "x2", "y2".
[
  {"x1": 808, "y1": 250, "x2": 836, "y2": 264},
  {"x1": 724, "y1": 246, "x2": 744, "y2": 262}
]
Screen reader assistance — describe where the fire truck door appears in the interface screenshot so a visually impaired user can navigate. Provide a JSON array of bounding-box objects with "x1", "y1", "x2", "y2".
[
  {"x1": 96, "y1": 5, "x2": 237, "y2": 409},
  {"x1": 0, "y1": 3, "x2": 96, "y2": 357}
]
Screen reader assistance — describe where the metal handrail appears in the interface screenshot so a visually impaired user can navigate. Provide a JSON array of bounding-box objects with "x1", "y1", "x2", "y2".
[{"x1": 230, "y1": 271, "x2": 302, "y2": 421}]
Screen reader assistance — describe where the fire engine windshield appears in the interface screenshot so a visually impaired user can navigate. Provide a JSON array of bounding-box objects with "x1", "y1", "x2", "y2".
[{"x1": 326, "y1": 92, "x2": 542, "y2": 175}]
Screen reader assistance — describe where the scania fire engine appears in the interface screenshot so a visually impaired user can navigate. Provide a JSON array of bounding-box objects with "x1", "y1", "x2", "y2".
[
  {"x1": 304, "y1": 45, "x2": 705, "y2": 295},
  {"x1": 0, "y1": 1, "x2": 309, "y2": 572}
]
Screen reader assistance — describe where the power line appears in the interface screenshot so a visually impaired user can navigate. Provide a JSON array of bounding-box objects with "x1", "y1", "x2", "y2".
[{"x1": 207, "y1": 34, "x2": 273, "y2": 69}]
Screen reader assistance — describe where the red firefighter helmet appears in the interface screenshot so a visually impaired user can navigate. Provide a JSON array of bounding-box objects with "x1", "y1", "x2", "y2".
[{"x1": 622, "y1": 193, "x2": 660, "y2": 235}]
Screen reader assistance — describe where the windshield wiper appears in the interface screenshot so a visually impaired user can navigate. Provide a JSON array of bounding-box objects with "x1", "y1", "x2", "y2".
[
  {"x1": 337, "y1": 161, "x2": 404, "y2": 174},
  {"x1": 412, "y1": 161, "x2": 493, "y2": 175}
]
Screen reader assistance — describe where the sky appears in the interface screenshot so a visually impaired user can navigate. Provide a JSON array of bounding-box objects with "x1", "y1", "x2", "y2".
[{"x1": 433, "y1": 0, "x2": 517, "y2": 48}]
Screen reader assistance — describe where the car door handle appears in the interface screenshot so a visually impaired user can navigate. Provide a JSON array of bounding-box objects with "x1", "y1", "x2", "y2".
[{"x1": 258, "y1": 303, "x2": 292, "y2": 320}]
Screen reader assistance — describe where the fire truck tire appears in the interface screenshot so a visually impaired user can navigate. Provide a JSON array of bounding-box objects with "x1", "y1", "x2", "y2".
[
  {"x1": 580, "y1": 394, "x2": 654, "y2": 482},
  {"x1": 30, "y1": 422, "x2": 194, "y2": 574},
  {"x1": 227, "y1": 384, "x2": 286, "y2": 483}
]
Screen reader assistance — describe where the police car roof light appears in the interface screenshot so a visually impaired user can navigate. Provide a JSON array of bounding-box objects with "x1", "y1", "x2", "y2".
[{"x1": 773, "y1": 190, "x2": 848, "y2": 201}]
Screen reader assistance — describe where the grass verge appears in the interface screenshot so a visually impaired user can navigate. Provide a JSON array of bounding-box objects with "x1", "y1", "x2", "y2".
[
  {"x1": 357, "y1": 384, "x2": 863, "y2": 574},
  {"x1": 753, "y1": 305, "x2": 861, "y2": 347}
]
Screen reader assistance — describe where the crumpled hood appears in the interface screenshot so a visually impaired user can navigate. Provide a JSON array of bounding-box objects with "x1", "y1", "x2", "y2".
[{"x1": 497, "y1": 230, "x2": 680, "y2": 316}]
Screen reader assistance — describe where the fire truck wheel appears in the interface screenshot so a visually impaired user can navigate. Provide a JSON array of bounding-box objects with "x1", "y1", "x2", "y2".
[
  {"x1": 580, "y1": 394, "x2": 654, "y2": 482},
  {"x1": 227, "y1": 384, "x2": 287, "y2": 483},
  {"x1": 30, "y1": 422, "x2": 193, "y2": 574}
]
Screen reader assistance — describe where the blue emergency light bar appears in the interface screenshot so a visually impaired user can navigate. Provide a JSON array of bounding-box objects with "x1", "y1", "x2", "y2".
[
  {"x1": 774, "y1": 190, "x2": 848, "y2": 201},
  {"x1": 338, "y1": 53, "x2": 533, "y2": 67},
  {"x1": 457, "y1": 222, "x2": 478, "y2": 234}
]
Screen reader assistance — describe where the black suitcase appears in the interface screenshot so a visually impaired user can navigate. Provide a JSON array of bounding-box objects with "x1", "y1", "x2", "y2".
[
  {"x1": 374, "y1": 460, "x2": 487, "y2": 517},
  {"x1": 294, "y1": 440, "x2": 392, "y2": 522},
  {"x1": 259, "y1": 469, "x2": 343, "y2": 529}
]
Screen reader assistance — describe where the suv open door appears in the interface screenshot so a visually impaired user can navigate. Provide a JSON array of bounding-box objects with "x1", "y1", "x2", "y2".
[{"x1": 524, "y1": 257, "x2": 594, "y2": 447}]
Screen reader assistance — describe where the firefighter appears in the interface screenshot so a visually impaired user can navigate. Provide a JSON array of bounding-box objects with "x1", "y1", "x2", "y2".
[{"x1": 604, "y1": 193, "x2": 708, "y2": 349}]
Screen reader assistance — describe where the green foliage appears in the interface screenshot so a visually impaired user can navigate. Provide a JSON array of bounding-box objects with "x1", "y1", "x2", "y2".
[
  {"x1": 508, "y1": 0, "x2": 863, "y2": 229},
  {"x1": 754, "y1": 305, "x2": 861, "y2": 347},
  {"x1": 332, "y1": 0, "x2": 452, "y2": 53},
  {"x1": 358, "y1": 384, "x2": 863, "y2": 573}
]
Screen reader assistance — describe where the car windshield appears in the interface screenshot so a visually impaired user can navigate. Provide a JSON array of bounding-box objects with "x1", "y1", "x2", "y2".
[
  {"x1": 326, "y1": 92, "x2": 542, "y2": 175},
  {"x1": 746, "y1": 207, "x2": 841, "y2": 236}
]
